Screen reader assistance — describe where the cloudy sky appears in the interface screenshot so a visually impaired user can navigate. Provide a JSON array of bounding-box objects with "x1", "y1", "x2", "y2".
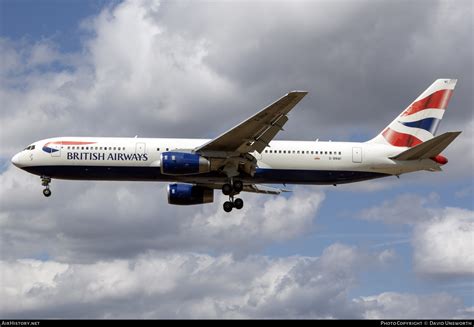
[{"x1": 0, "y1": 0, "x2": 473, "y2": 319}]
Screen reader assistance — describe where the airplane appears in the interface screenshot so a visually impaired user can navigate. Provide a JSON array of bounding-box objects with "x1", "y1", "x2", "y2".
[{"x1": 11, "y1": 79, "x2": 461, "y2": 212}]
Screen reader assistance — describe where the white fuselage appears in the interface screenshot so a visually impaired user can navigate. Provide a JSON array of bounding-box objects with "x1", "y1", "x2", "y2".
[{"x1": 11, "y1": 136, "x2": 442, "y2": 186}]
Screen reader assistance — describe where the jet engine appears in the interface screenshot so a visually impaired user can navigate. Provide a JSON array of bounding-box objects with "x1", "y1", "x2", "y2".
[
  {"x1": 161, "y1": 152, "x2": 210, "y2": 175},
  {"x1": 167, "y1": 183, "x2": 214, "y2": 205}
]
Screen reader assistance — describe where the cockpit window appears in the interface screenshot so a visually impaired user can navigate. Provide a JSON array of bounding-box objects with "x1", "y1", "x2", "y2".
[{"x1": 24, "y1": 145, "x2": 35, "y2": 150}]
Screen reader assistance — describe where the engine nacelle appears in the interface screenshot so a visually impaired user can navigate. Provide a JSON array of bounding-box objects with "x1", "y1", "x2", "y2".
[
  {"x1": 160, "y1": 152, "x2": 210, "y2": 175},
  {"x1": 167, "y1": 183, "x2": 214, "y2": 205}
]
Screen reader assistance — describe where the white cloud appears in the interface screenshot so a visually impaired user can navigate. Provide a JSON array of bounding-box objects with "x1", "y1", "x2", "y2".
[
  {"x1": 1, "y1": 0, "x2": 472, "y2": 159},
  {"x1": 358, "y1": 193, "x2": 439, "y2": 225},
  {"x1": 413, "y1": 207, "x2": 474, "y2": 277},
  {"x1": 1, "y1": 245, "x2": 470, "y2": 319},
  {"x1": 357, "y1": 194, "x2": 474, "y2": 278},
  {"x1": 0, "y1": 245, "x2": 363, "y2": 318},
  {"x1": 0, "y1": 0, "x2": 237, "y2": 158},
  {"x1": 440, "y1": 118, "x2": 474, "y2": 180},
  {"x1": 0, "y1": 165, "x2": 324, "y2": 262},
  {"x1": 357, "y1": 292, "x2": 470, "y2": 319}
]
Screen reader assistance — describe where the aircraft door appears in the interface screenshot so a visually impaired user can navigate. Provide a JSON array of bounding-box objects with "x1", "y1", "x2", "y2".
[
  {"x1": 135, "y1": 142, "x2": 146, "y2": 155},
  {"x1": 51, "y1": 142, "x2": 61, "y2": 157},
  {"x1": 352, "y1": 147, "x2": 362, "y2": 163}
]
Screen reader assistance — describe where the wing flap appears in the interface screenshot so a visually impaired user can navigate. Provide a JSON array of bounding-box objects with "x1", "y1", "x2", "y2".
[
  {"x1": 250, "y1": 115, "x2": 288, "y2": 153},
  {"x1": 196, "y1": 183, "x2": 290, "y2": 195},
  {"x1": 243, "y1": 184, "x2": 291, "y2": 195}
]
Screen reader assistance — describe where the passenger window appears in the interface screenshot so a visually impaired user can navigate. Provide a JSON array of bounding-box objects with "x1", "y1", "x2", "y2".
[
  {"x1": 157, "y1": 148, "x2": 160, "y2": 151},
  {"x1": 99, "y1": 147, "x2": 102, "y2": 150},
  {"x1": 166, "y1": 148, "x2": 169, "y2": 151},
  {"x1": 279, "y1": 150, "x2": 282, "y2": 153},
  {"x1": 311, "y1": 151, "x2": 314, "y2": 154},
  {"x1": 113, "y1": 147, "x2": 116, "y2": 150},
  {"x1": 81, "y1": 147, "x2": 84, "y2": 150},
  {"x1": 325, "y1": 151, "x2": 327, "y2": 155},
  {"x1": 339, "y1": 152, "x2": 341, "y2": 155},
  {"x1": 329, "y1": 151, "x2": 332, "y2": 155}
]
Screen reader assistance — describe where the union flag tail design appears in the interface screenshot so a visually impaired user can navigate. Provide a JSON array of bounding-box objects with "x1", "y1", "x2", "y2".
[{"x1": 369, "y1": 79, "x2": 457, "y2": 147}]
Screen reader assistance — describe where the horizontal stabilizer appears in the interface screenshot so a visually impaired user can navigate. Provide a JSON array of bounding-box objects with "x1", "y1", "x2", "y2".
[{"x1": 390, "y1": 131, "x2": 461, "y2": 160}]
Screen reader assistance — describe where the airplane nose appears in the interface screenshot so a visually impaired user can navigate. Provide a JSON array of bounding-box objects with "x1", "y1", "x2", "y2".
[{"x1": 11, "y1": 153, "x2": 21, "y2": 167}]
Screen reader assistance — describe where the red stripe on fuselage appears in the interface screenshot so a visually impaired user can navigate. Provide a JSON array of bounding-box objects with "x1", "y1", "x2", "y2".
[
  {"x1": 47, "y1": 141, "x2": 97, "y2": 146},
  {"x1": 402, "y1": 89, "x2": 453, "y2": 116},
  {"x1": 382, "y1": 128, "x2": 423, "y2": 147}
]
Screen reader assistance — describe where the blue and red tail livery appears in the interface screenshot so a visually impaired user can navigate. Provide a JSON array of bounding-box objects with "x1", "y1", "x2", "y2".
[{"x1": 371, "y1": 79, "x2": 457, "y2": 147}]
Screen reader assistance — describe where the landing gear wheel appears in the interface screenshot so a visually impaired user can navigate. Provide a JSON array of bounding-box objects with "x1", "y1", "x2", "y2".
[
  {"x1": 234, "y1": 198, "x2": 244, "y2": 210},
  {"x1": 223, "y1": 201, "x2": 233, "y2": 213},
  {"x1": 233, "y1": 180, "x2": 243, "y2": 193},
  {"x1": 41, "y1": 176, "x2": 52, "y2": 197},
  {"x1": 222, "y1": 183, "x2": 233, "y2": 196}
]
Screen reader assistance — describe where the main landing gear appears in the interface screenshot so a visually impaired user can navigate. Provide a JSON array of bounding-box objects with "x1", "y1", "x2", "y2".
[
  {"x1": 41, "y1": 176, "x2": 52, "y2": 197},
  {"x1": 222, "y1": 180, "x2": 244, "y2": 213}
]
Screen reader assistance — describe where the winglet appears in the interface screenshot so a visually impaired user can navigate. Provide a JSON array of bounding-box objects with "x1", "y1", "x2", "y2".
[{"x1": 288, "y1": 90, "x2": 308, "y2": 95}]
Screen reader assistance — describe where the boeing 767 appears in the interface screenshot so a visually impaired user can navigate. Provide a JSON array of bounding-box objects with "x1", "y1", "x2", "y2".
[{"x1": 11, "y1": 79, "x2": 460, "y2": 212}]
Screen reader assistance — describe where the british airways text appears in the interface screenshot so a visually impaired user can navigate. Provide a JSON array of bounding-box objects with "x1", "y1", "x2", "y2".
[{"x1": 67, "y1": 152, "x2": 148, "y2": 161}]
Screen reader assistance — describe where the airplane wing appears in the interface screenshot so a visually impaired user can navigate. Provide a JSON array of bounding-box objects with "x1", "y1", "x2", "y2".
[{"x1": 195, "y1": 91, "x2": 308, "y2": 154}]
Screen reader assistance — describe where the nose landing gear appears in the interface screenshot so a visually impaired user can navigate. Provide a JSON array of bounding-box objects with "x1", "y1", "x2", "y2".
[
  {"x1": 41, "y1": 176, "x2": 52, "y2": 197},
  {"x1": 222, "y1": 180, "x2": 244, "y2": 212}
]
